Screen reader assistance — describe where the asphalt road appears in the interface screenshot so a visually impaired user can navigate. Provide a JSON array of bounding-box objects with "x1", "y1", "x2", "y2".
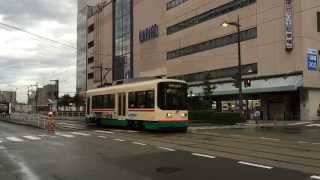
[{"x1": 0, "y1": 121, "x2": 318, "y2": 180}]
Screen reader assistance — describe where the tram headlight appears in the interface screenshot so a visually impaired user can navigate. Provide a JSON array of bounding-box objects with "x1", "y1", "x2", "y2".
[
  {"x1": 181, "y1": 113, "x2": 187, "y2": 118},
  {"x1": 166, "y1": 113, "x2": 173, "y2": 118}
]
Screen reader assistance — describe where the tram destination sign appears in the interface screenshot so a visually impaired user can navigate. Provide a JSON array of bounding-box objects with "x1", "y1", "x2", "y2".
[{"x1": 139, "y1": 24, "x2": 159, "y2": 43}]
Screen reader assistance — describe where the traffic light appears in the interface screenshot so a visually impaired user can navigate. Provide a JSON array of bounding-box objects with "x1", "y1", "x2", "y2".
[
  {"x1": 244, "y1": 79, "x2": 251, "y2": 88},
  {"x1": 231, "y1": 74, "x2": 240, "y2": 88}
]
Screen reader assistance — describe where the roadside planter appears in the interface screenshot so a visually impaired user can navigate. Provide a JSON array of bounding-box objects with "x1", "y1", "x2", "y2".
[{"x1": 189, "y1": 110, "x2": 246, "y2": 125}]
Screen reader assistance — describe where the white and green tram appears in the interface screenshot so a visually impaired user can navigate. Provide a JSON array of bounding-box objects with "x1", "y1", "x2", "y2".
[{"x1": 86, "y1": 79, "x2": 189, "y2": 131}]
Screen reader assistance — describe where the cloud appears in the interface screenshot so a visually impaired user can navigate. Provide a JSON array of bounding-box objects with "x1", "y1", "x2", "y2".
[{"x1": 0, "y1": 0, "x2": 77, "y2": 103}]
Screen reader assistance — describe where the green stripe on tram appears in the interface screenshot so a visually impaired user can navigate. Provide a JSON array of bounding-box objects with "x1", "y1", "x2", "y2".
[
  {"x1": 144, "y1": 121, "x2": 189, "y2": 131},
  {"x1": 100, "y1": 119, "x2": 129, "y2": 127}
]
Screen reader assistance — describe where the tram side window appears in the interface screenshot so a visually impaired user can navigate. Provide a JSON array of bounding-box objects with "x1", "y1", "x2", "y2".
[
  {"x1": 92, "y1": 95, "x2": 104, "y2": 108},
  {"x1": 146, "y1": 91, "x2": 155, "y2": 108},
  {"x1": 128, "y1": 90, "x2": 155, "y2": 109},
  {"x1": 103, "y1": 94, "x2": 115, "y2": 108}
]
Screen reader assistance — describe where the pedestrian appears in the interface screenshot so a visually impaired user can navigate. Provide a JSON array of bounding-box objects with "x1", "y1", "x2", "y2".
[{"x1": 254, "y1": 108, "x2": 260, "y2": 125}]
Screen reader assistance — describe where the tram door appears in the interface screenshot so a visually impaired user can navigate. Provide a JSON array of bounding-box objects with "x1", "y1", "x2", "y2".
[{"x1": 117, "y1": 93, "x2": 127, "y2": 119}]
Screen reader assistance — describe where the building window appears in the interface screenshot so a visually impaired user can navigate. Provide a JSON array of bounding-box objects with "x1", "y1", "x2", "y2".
[
  {"x1": 113, "y1": 0, "x2": 133, "y2": 81},
  {"x1": 171, "y1": 63, "x2": 258, "y2": 83},
  {"x1": 88, "y1": 41, "x2": 94, "y2": 48},
  {"x1": 167, "y1": 0, "x2": 188, "y2": 10},
  {"x1": 88, "y1": 24, "x2": 94, "y2": 33},
  {"x1": 88, "y1": 57, "x2": 94, "y2": 64},
  {"x1": 167, "y1": 27, "x2": 257, "y2": 60},
  {"x1": 88, "y1": 73, "x2": 94, "y2": 79},
  {"x1": 167, "y1": 0, "x2": 256, "y2": 35}
]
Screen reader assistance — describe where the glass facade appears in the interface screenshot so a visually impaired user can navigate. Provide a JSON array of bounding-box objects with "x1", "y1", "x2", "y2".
[
  {"x1": 77, "y1": 0, "x2": 96, "y2": 92},
  {"x1": 167, "y1": 0, "x2": 189, "y2": 10},
  {"x1": 167, "y1": 0, "x2": 256, "y2": 35},
  {"x1": 167, "y1": 27, "x2": 257, "y2": 60},
  {"x1": 113, "y1": 0, "x2": 133, "y2": 80}
]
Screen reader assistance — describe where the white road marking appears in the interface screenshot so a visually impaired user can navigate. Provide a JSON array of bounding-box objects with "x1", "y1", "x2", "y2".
[
  {"x1": 23, "y1": 136, "x2": 41, "y2": 140},
  {"x1": 311, "y1": 143, "x2": 320, "y2": 145},
  {"x1": 0, "y1": 140, "x2": 3, "y2": 143},
  {"x1": 158, "y1": 147, "x2": 176, "y2": 152},
  {"x1": 311, "y1": 175, "x2": 320, "y2": 179},
  {"x1": 260, "y1": 137, "x2": 280, "y2": 141},
  {"x1": 306, "y1": 124, "x2": 320, "y2": 127},
  {"x1": 94, "y1": 130, "x2": 115, "y2": 134},
  {"x1": 98, "y1": 136, "x2": 107, "y2": 139},
  {"x1": 132, "y1": 142, "x2": 147, "y2": 146},
  {"x1": 6, "y1": 137, "x2": 24, "y2": 142},
  {"x1": 113, "y1": 139, "x2": 125, "y2": 142},
  {"x1": 231, "y1": 134, "x2": 243, "y2": 137},
  {"x1": 238, "y1": 161, "x2": 273, "y2": 169},
  {"x1": 55, "y1": 133, "x2": 75, "y2": 138},
  {"x1": 38, "y1": 134, "x2": 49, "y2": 137},
  {"x1": 298, "y1": 141, "x2": 311, "y2": 144},
  {"x1": 192, "y1": 153, "x2": 216, "y2": 159},
  {"x1": 71, "y1": 132, "x2": 91, "y2": 136}
]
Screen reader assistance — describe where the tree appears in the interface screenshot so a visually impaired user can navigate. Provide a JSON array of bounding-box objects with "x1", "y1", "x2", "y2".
[
  {"x1": 73, "y1": 93, "x2": 85, "y2": 111},
  {"x1": 58, "y1": 94, "x2": 73, "y2": 108}
]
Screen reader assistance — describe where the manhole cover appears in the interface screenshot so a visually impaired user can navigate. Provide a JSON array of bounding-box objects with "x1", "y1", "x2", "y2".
[{"x1": 156, "y1": 167, "x2": 182, "y2": 174}]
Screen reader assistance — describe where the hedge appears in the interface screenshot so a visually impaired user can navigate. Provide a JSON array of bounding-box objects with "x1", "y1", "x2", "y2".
[{"x1": 189, "y1": 110, "x2": 246, "y2": 125}]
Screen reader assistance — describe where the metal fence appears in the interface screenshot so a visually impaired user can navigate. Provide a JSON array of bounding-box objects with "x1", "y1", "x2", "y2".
[{"x1": 0, "y1": 112, "x2": 86, "y2": 129}]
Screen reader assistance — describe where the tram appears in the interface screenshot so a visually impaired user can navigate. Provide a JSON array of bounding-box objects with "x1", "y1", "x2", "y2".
[
  {"x1": 86, "y1": 79, "x2": 188, "y2": 131},
  {"x1": 0, "y1": 102, "x2": 12, "y2": 118}
]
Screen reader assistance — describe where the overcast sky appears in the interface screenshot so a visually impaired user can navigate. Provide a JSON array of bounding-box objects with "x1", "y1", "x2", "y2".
[{"x1": 0, "y1": 0, "x2": 77, "y2": 103}]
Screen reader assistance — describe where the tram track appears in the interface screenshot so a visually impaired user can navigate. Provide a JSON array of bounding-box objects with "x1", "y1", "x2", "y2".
[{"x1": 100, "y1": 130, "x2": 320, "y2": 172}]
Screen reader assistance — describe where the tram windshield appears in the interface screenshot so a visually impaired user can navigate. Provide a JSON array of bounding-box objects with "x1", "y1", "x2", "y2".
[{"x1": 158, "y1": 82, "x2": 188, "y2": 110}]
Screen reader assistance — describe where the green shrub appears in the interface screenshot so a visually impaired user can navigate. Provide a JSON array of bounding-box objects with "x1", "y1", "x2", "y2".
[{"x1": 189, "y1": 110, "x2": 246, "y2": 125}]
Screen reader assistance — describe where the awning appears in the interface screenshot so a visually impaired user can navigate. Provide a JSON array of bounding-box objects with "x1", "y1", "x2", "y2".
[{"x1": 188, "y1": 74, "x2": 303, "y2": 97}]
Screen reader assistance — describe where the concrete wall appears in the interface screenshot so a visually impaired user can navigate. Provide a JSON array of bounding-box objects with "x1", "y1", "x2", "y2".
[
  {"x1": 87, "y1": 2, "x2": 113, "y2": 90},
  {"x1": 301, "y1": 89, "x2": 320, "y2": 121}
]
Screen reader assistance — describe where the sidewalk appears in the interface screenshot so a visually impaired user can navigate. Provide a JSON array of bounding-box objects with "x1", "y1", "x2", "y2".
[{"x1": 189, "y1": 120, "x2": 313, "y2": 131}]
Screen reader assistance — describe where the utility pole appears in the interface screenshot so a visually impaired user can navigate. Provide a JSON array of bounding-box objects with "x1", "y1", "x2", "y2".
[
  {"x1": 92, "y1": 63, "x2": 112, "y2": 88},
  {"x1": 222, "y1": 15, "x2": 243, "y2": 114},
  {"x1": 27, "y1": 87, "x2": 30, "y2": 105}
]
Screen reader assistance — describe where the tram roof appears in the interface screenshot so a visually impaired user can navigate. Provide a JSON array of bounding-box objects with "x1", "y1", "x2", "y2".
[{"x1": 87, "y1": 78, "x2": 185, "y2": 94}]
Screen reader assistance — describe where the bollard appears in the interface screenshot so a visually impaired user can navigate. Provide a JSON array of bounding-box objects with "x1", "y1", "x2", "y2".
[{"x1": 47, "y1": 111, "x2": 56, "y2": 134}]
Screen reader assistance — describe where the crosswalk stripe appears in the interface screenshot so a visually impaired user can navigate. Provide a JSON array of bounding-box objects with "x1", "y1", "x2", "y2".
[
  {"x1": 55, "y1": 133, "x2": 75, "y2": 138},
  {"x1": 307, "y1": 124, "x2": 320, "y2": 127},
  {"x1": 311, "y1": 175, "x2": 320, "y2": 179},
  {"x1": 23, "y1": 136, "x2": 41, "y2": 140},
  {"x1": 98, "y1": 136, "x2": 107, "y2": 139},
  {"x1": 6, "y1": 137, "x2": 24, "y2": 142},
  {"x1": 71, "y1": 132, "x2": 91, "y2": 136},
  {"x1": 94, "y1": 130, "x2": 115, "y2": 134}
]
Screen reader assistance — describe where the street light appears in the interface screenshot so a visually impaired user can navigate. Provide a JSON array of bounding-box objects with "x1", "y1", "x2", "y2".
[{"x1": 221, "y1": 16, "x2": 244, "y2": 114}]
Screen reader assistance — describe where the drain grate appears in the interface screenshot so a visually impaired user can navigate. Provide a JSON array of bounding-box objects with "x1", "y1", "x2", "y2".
[{"x1": 156, "y1": 167, "x2": 182, "y2": 174}]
